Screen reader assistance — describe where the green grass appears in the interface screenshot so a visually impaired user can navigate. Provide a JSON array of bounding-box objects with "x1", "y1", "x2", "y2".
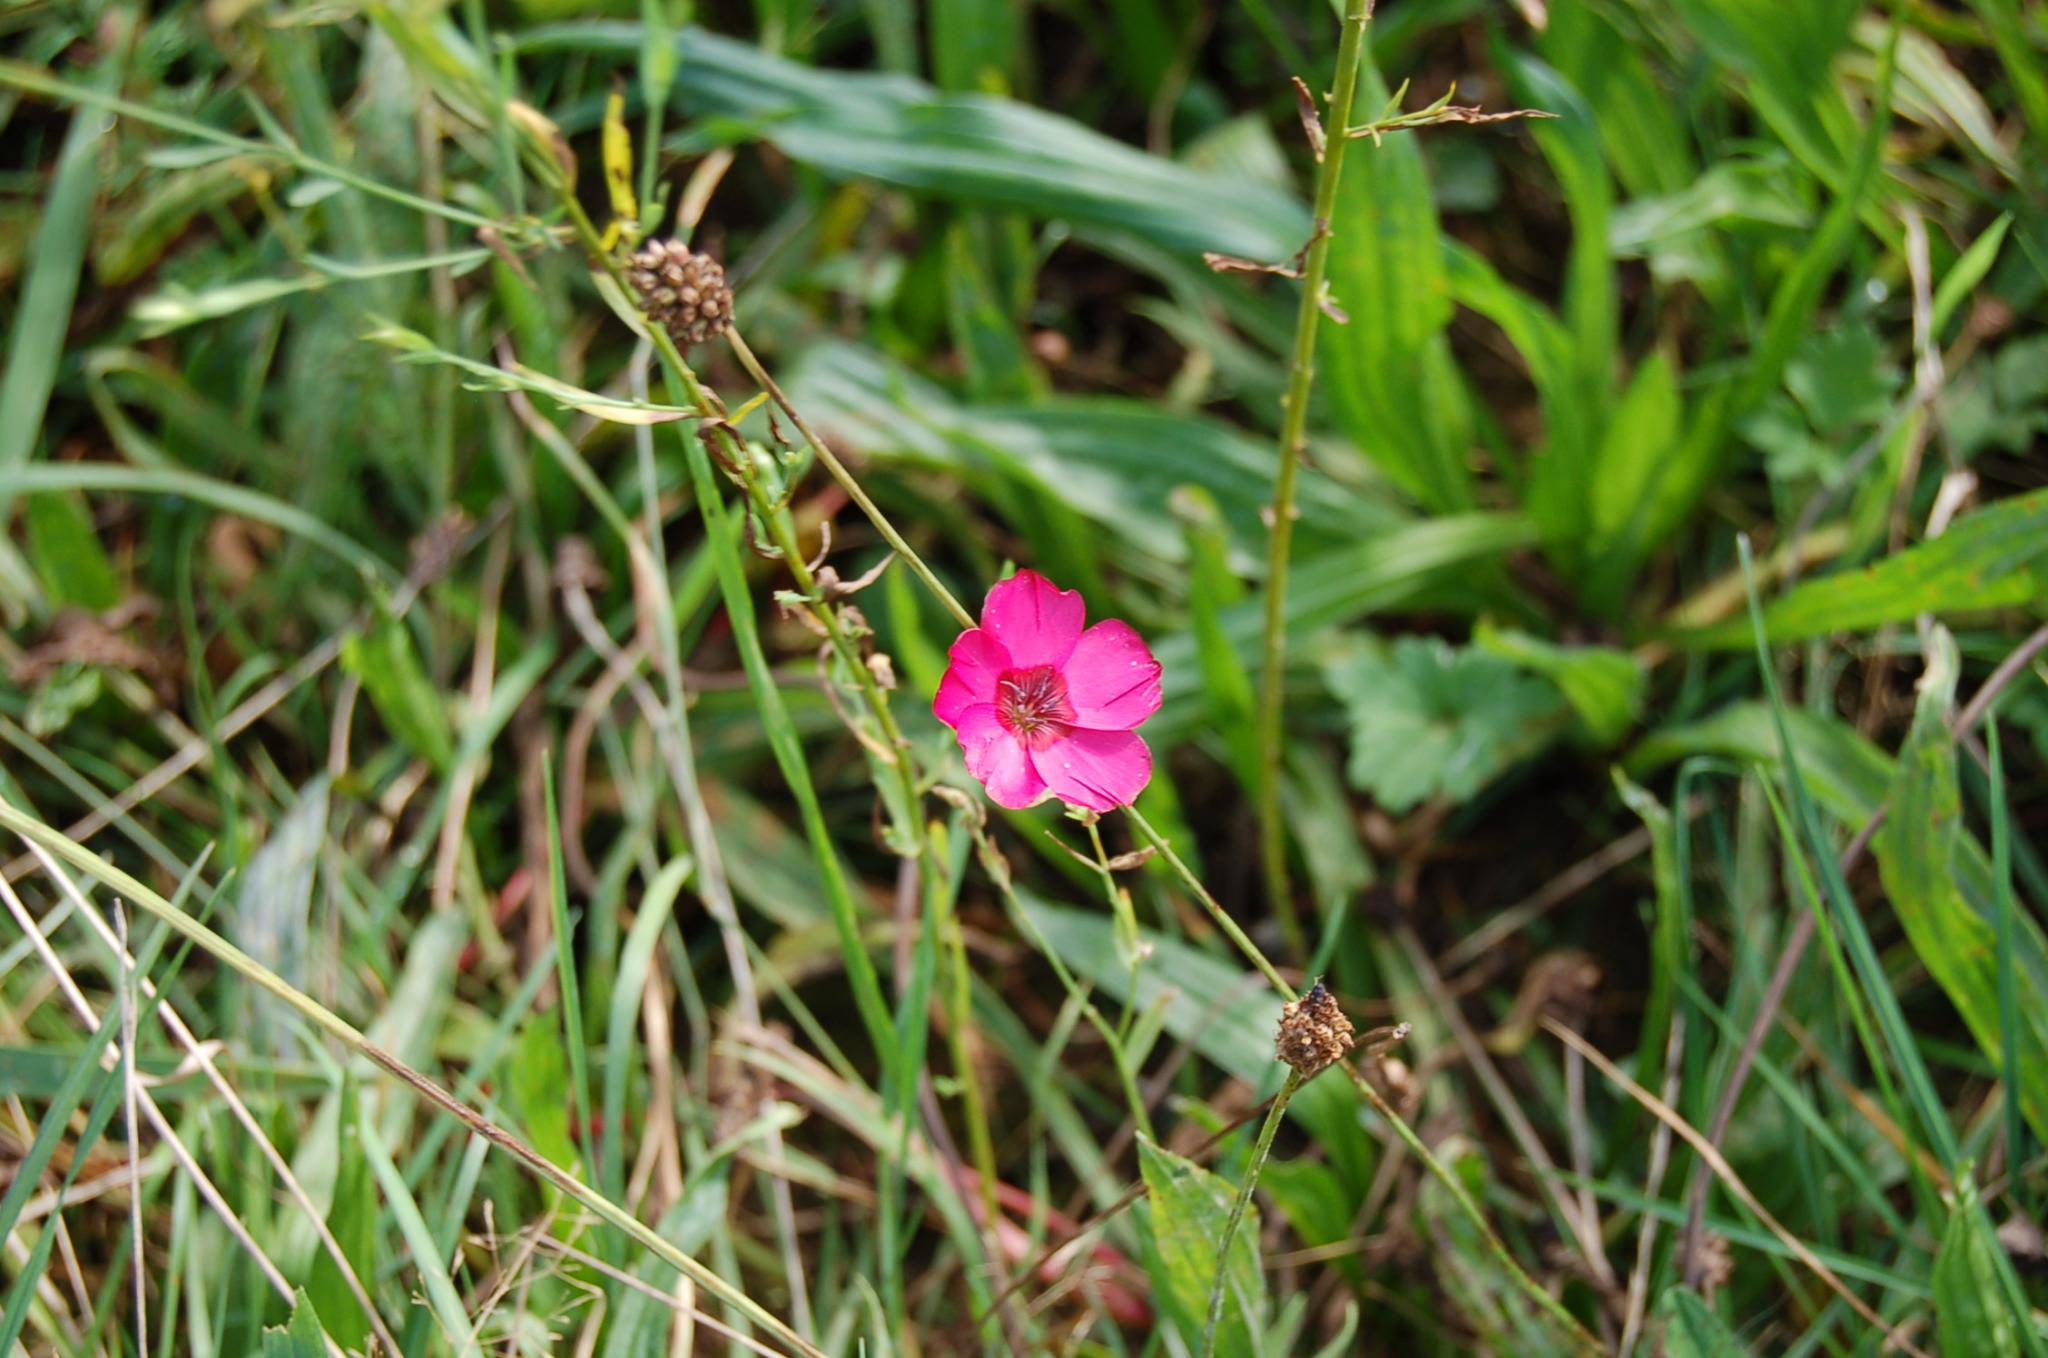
[{"x1": 2, "y1": 0, "x2": 2046, "y2": 1354}]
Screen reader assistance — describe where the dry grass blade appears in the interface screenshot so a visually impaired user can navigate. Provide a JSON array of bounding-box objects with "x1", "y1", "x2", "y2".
[
  {"x1": 1544, "y1": 1016, "x2": 1933, "y2": 1358},
  {"x1": 0, "y1": 800, "x2": 826, "y2": 1358}
]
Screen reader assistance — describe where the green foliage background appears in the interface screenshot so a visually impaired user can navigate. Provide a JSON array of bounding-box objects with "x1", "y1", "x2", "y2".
[{"x1": 1, "y1": 0, "x2": 2045, "y2": 1353}]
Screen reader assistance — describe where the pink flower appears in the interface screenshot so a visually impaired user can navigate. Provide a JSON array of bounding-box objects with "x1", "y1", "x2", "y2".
[{"x1": 934, "y1": 570, "x2": 1162, "y2": 812}]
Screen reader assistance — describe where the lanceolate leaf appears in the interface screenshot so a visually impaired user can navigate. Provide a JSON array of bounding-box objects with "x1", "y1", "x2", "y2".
[
  {"x1": 1933, "y1": 1176, "x2": 2022, "y2": 1358},
  {"x1": 1138, "y1": 1138, "x2": 1266, "y2": 1358},
  {"x1": 518, "y1": 23, "x2": 1309, "y2": 261},
  {"x1": 1875, "y1": 629, "x2": 2048, "y2": 1145},
  {"x1": 340, "y1": 612, "x2": 455, "y2": 773},
  {"x1": 1672, "y1": 488, "x2": 2048, "y2": 649},
  {"x1": 1317, "y1": 39, "x2": 1475, "y2": 512}
]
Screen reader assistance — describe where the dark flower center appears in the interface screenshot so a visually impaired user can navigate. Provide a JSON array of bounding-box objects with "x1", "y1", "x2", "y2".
[{"x1": 995, "y1": 665, "x2": 1075, "y2": 750}]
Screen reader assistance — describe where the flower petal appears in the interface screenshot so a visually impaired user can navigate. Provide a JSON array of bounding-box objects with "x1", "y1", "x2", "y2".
[
  {"x1": 979, "y1": 569, "x2": 1085, "y2": 669},
  {"x1": 933, "y1": 628, "x2": 1012, "y2": 728},
  {"x1": 953, "y1": 704, "x2": 1049, "y2": 809},
  {"x1": 1031, "y1": 727, "x2": 1153, "y2": 812},
  {"x1": 1061, "y1": 620, "x2": 1162, "y2": 730}
]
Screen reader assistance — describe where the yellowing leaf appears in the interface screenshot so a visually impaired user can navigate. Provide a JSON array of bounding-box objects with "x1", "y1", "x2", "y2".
[{"x1": 602, "y1": 81, "x2": 637, "y2": 238}]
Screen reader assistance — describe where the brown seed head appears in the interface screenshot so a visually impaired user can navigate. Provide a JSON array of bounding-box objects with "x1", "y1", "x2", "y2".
[
  {"x1": 626, "y1": 238, "x2": 733, "y2": 348},
  {"x1": 1275, "y1": 980, "x2": 1355, "y2": 1075}
]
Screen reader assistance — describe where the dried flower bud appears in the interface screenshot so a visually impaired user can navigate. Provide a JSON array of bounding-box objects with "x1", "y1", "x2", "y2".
[
  {"x1": 627, "y1": 238, "x2": 733, "y2": 348},
  {"x1": 1275, "y1": 980, "x2": 1355, "y2": 1076}
]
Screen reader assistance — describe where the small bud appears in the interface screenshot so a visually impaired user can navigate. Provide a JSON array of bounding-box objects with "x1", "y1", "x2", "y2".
[
  {"x1": 1275, "y1": 980, "x2": 1355, "y2": 1076},
  {"x1": 626, "y1": 239, "x2": 734, "y2": 348}
]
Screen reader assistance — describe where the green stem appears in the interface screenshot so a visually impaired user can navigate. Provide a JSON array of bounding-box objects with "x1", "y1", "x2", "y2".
[
  {"x1": 1344, "y1": 1064, "x2": 1605, "y2": 1355},
  {"x1": 1127, "y1": 801, "x2": 1595, "y2": 1354},
  {"x1": 1253, "y1": 0, "x2": 1375, "y2": 960},
  {"x1": 1201, "y1": 1069, "x2": 1302, "y2": 1358},
  {"x1": 1085, "y1": 818, "x2": 1144, "y2": 1043},
  {"x1": 725, "y1": 328, "x2": 975, "y2": 630},
  {"x1": 1125, "y1": 805, "x2": 1292, "y2": 999}
]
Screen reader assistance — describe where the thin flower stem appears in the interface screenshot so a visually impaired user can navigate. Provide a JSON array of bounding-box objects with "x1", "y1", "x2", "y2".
[
  {"x1": 1253, "y1": 0, "x2": 1377, "y2": 960},
  {"x1": 1124, "y1": 804, "x2": 1293, "y2": 999},
  {"x1": 1126, "y1": 804, "x2": 1587, "y2": 1349},
  {"x1": 966, "y1": 818, "x2": 1154, "y2": 1142},
  {"x1": 1201, "y1": 1068, "x2": 1302, "y2": 1358},
  {"x1": 724, "y1": 327, "x2": 976, "y2": 630},
  {"x1": 1342, "y1": 1063, "x2": 1606, "y2": 1356},
  {"x1": 1085, "y1": 817, "x2": 1145, "y2": 1043}
]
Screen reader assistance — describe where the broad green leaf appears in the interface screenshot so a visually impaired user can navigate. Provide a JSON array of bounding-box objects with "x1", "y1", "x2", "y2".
[
  {"x1": 943, "y1": 221, "x2": 1040, "y2": 402},
  {"x1": 260, "y1": 1291, "x2": 331, "y2": 1358},
  {"x1": 1586, "y1": 349, "x2": 1682, "y2": 576},
  {"x1": 1138, "y1": 1138, "x2": 1265, "y2": 1358},
  {"x1": 929, "y1": 0, "x2": 1020, "y2": 92},
  {"x1": 340, "y1": 612, "x2": 454, "y2": 772},
  {"x1": 1148, "y1": 512, "x2": 1534, "y2": 739},
  {"x1": 1659, "y1": 1287, "x2": 1754, "y2": 1357},
  {"x1": 1784, "y1": 324, "x2": 1899, "y2": 432},
  {"x1": 1318, "y1": 39, "x2": 1474, "y2": 512},
  {"x1": 1875, "y1": 628, "x2": 2048, "y2": 1145},
  {"x1": 1440, "y1": 243, "x2": 1606, "y2": 562},
  {"x1": 1668, "y1": 0, "x2": 1862, "y2": 188},
  {"x1": 509, "y1": 1013, "x2": 580, "y2": 1177},
  {"x1": 1476, "y1": 621, "x2": 1645, "y2": 745},
  {"x1": 23, "y1": 491, "x2": 121, "y2": 610},
  {"x1": 1675, "y1": 488, "x2": 2048, "y2": 649},
  {"x1": 1934, "y1": 1176, "x2": 2022, "y2": 1358},
  {"x1": 520, "y1": 24, "x2": 1309, "y2": 262},
  {"x1": 305, "y1": 1078, "x2": 376, "y2": 1354},
  {"x1": 1324, "y1": 635, "x2": 1565, "y2": 812}
]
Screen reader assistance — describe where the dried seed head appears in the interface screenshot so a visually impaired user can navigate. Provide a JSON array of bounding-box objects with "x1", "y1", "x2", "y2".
[
  {"x1": 627, "y1": 238, "x2": 733, "y2": 348},
  {"x1": 1275, "y1": 980, "x2": 1355, "y2": 1076}
]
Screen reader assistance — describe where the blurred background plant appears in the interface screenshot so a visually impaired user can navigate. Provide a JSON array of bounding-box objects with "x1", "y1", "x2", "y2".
[{"x1": 1, "y1": 0, "x2": 2045, "y2": 1353}]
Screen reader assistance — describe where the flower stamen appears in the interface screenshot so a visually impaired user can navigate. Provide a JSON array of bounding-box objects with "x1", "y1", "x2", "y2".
[{"x1": 995, "y1": 665, "x2": 1076, "y2": 750}]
